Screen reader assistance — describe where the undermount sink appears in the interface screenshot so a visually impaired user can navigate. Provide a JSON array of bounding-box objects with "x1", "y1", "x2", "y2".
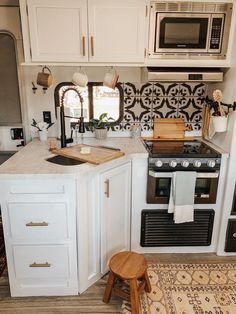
[{"x1": 46, "y1": 155, "x2": 84, "y2": 166}]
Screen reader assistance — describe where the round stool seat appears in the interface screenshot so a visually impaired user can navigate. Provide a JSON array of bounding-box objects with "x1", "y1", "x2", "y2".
[
  {"x1": 103, "y1": 251, "x2": 151, "y2": 314},
  {"x1": 110, "y1": 251, "x2": 147, "y2": 280}
]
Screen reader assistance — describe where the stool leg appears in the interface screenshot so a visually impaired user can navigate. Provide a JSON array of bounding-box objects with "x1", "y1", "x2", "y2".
[
  {"x1": 130, "y1": 279, "x2": 140, "y2": 314},
  {"x1": 144, "y1": 270, "x2": 151, "y2": 293},
  {"x1": 103, "y1": 271, "x2": 116, "y2": 303}
]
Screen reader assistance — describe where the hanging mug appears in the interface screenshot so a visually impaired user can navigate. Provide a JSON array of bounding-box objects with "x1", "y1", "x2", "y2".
[
  {"x1": 103, "y1": 68, "x2": 119, "y2": 89},
  {"x1": 72, "y1": 69, "x2": 88, "y2": 87},
  {"x1": 37, "y1": 66, "x2": 53, "y2": 88}
]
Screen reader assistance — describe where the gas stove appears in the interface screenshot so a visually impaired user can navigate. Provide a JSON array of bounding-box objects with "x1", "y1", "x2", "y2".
[{"x1": 143, "y1": 139, "x2": 221, "y2": 171}]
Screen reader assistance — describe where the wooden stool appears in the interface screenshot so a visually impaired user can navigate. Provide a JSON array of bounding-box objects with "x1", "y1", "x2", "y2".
[{"x1": 103, "y1": 251, "x2": 151, "y2": 314}]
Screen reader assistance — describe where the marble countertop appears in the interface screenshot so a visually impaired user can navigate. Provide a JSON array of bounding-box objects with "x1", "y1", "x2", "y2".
[{"x1": 0, "y1": 137, "x2": 148, "y2": 177}]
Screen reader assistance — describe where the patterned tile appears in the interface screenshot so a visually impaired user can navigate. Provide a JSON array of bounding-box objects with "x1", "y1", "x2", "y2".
[
  {"x1": 124, "y1": 97, "x2": 152, "y2": 123},
  {"x1": 123, "y1": 82, "x2": 153, "y2": 97},
  {"x1": 178, "y1": 96, "x2": 204, "y2": 110},
  {"x1": 153, "y1": 83, "x2": 179, "y2": 97},
  {"x1": 179, "y1": 83, "x2": 206, "y2": 97},
  {"x1": 152, "y1": 96, "x2": 178, "y2": 110},
  {"x1": 152, "y1": 97, "x2": 178, "y2": 120},
  {"x1": 121, "y1": 82, "x2": 206, "y2": 132},
  {"x1": 177, "y1": 98, "x2": 204, "y2": 124}
]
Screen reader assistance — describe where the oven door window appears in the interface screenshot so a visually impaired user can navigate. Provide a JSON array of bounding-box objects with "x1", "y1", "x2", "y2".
[
  {"x1": 195, "y1": 177, "x2": 218, "y2": 204},
  {"x1": 147, "y1": 174, "x2": 218, "y2": 204},
  {"x1": 157, "y1": 17, "x2": 208, "y2": 50}
]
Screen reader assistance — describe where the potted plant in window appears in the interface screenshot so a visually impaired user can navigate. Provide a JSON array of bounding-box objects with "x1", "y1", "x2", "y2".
[{"x1": 88, "y1": 113, "x2": 114, "y2": 139}]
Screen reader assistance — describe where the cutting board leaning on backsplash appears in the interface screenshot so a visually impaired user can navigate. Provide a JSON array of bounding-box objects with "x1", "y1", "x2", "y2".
[{"x1": 153, "y1": 118, "x2": 186, "y2": 139}]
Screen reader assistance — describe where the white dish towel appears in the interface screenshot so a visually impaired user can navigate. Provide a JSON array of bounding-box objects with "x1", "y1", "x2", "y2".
[{"x1": 168, "y1": 171, "x2": 197, "y2": 224}]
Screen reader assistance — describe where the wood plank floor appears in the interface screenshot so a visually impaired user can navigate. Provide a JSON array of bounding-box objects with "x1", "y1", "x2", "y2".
[{"x1": 0, "y1": 253, "x2": 236, "y2": 313}]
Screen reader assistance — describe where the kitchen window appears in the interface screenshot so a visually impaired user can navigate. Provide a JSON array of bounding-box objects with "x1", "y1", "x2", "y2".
[
  {"x1": 54, "y1": 82, "x2": 123, "y2": 126},
  {"x1": 0, "y1": 32, "x2": 21, "y2": 125}
]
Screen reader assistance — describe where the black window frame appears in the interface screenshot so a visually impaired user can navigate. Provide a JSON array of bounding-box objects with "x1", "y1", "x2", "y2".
[{"x1": 54, "y1": 82, "x2": 124, "y2": 127}]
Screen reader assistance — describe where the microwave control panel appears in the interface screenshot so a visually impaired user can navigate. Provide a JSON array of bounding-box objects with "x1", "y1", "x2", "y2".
[{"x1": 210, "y1": 18, "x2": 223, "y2": 50}]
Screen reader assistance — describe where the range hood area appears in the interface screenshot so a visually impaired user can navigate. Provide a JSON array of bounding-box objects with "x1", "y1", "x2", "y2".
[{"x1": 141, "y1": 67, "x2": 224, "y2": 82}]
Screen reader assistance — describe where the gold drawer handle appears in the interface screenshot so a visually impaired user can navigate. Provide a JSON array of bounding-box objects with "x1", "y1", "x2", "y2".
[
  {"x1": 29, "y1": 262, "x2": 51, "y2": 268},
  {"x1": 26, "y1": 221, "x2": 49, "y2": 227}
]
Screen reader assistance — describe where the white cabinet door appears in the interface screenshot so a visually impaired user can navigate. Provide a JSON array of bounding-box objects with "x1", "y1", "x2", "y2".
[
  {"x1": 27, "y1": 0, "x2": 88, "y2": 62},
  {"x1": 100, "y1": 163, "x2": 131, "y2": 273},
  {"x1": 88, "y1": 0, "x2": 146, "y2": 62}
]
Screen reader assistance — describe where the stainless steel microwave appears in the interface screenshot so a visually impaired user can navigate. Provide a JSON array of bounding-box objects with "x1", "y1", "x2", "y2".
[{"x1": 148, "y1": 1, "x2": 233, "y2": 59}]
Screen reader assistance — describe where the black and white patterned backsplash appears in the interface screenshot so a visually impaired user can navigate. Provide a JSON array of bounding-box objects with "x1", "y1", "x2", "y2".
[{"x1": 112, "y1": 82, "x2": 206, "y2": 131}]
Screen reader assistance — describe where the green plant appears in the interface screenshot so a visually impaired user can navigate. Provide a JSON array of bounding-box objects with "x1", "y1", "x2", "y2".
[
  {"x1": 31, "y1": 119, "x2": 54, "y2": 131},
  {"x1": 88, "y1": 113, "x2": 114, "y2": 132}
]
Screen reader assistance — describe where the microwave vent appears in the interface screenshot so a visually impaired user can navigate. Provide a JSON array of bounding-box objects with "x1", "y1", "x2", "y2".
[
  {"x1": 153, "y1": 2, "x2": 230, "y2": 13},
  {"x1": 167, "y1": 3, "x2": 179, "y2": 11},
  {"x1": 192, "y1": 3, "x2": 205, "y2": 12},
  {"x1": 154, "y1": 3, "x2": 167, "y2": 11},
  {"x1": 204, "y1": 3, "x2": 216, "y2": 12},
  {"x1": 216, "y1": 4, "x2": 228, "y2": 12}
]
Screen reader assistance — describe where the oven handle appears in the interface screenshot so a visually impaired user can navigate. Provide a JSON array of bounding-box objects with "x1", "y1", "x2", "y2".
[{"x1": 149, "y1": 171, "x2": 219, "y2": 178}]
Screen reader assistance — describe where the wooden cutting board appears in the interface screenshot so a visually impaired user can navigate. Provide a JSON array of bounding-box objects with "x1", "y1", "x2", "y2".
[
  {"x1": 153, "y1": 118, "x2": 186, "y2": 139},
  {"x1": 202, "y1": 106, "x2": 211, "y2": 139},
  {"x1": 52, "y1": 144, "x2": 125, "y2": 165}
]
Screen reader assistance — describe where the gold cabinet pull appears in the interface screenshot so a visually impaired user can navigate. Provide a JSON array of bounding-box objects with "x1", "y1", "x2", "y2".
[
  {"x1": 105, "y1": 179, "x2": 110, "y2": 198},
  {"x1": 82, "y1": 36, "x2": 86, "y2": 56},
  {"x1": 91, "y1": 36, "x2": 94, "y2": 56},
  {"x1": 29, "y1": 262, "x2": 51, "y2": 268},
  {"x1": 26, "y1": 221, "x2": 49, "y2": 227}
]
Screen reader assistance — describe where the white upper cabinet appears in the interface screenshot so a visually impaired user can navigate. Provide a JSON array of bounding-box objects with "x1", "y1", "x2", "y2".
[
  {"x1": 20, "y1": 0, "x2": 146, "y2": 64},
  {"x1": 26, "y1": 0, "x2": 88, "y2": 62},
  {"x1": 88, "y1": 0, "x2": 146, "y2": 63}
]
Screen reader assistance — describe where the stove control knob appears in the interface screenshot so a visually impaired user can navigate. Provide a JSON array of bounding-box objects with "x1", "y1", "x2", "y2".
[
  {"x1": 193, "y1": 160, "x2": 201, "y2": 168},
  {"x1": 169, "y1": 160, "x2": 177, "y2": 168},
  {"x1": 207, "y1": 160, "x2": 216, "y2": 168},
  {"x1": 155, "y1": 160, "x2": 163, "y2": 168},
  {"x1": 181, "y1": 160, "x2": 189, "y2": 168}
]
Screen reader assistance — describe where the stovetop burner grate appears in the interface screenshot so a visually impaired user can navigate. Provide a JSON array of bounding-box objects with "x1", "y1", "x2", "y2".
[{"x1": 143, "y1": 139, "x2": 221, "y2": 158}]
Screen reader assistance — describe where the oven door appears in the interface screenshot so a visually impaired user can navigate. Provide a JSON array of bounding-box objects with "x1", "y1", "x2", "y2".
[
  {"x1": 154, "y1": 13, "x2": 210, "y2": 53},
  {"x1": 147, "y1": 171, "x2": 219, "y2": 204}
]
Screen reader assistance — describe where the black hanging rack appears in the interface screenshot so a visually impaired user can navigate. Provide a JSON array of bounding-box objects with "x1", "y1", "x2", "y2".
[{"x1": 205, "y1": 96, "x2": 236, "y2": 115}]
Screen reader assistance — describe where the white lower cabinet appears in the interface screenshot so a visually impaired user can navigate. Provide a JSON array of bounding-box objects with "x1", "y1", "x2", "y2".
[
  {"x1": 0, "y1": 162, "x2": 132, "y2": 296},
  {"x1": 100, "y1": 162, "x2": 131, "y2": 273},
  {"x1": 0, "y1": 178, "x2": 78, "y2": 296}
]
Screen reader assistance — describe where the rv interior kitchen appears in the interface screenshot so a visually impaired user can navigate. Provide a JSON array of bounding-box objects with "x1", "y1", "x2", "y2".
[{"x1": 1, "y1": 0, "x2": 236, "y2": 313}]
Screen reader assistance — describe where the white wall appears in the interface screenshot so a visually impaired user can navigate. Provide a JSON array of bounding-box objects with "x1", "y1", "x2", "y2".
[{"x1": 22, "y1": 66, "x2": 141, "y2": 139}]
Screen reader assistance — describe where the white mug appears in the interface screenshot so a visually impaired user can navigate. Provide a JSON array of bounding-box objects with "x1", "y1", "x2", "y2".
[
  {"x1": 103, "y1": 68, "x2": 119, "y2": 89},
  {"x1": 72, "y1": 70, "x2": 88, "y2": 87}
]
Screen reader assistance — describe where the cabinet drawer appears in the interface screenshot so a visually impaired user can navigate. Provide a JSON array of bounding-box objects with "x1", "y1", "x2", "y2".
[
  {"x1": 9, "y1": 180, "x2": 65, "y2": 195},
  {"x1": 8, "y1": 203, "x2": 68, "y2": 241},
  {"x1": 13, "y1": 245, "x2": 69, "y2": 280}
]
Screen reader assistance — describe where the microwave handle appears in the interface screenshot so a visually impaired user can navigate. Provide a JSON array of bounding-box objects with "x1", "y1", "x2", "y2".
[{"x1": 149, "y1": 171, "x2": 219, "y2": 178}]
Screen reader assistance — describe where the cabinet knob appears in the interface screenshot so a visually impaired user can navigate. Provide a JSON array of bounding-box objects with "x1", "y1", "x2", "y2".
[{"x1": 232, "y1": 233, "x2": 236, "y2": 238}]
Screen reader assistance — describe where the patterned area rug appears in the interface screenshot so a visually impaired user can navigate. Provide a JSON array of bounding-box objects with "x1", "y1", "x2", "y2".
[{"x1": 121, "y1": 263, "x2": 236, "y2": 314}]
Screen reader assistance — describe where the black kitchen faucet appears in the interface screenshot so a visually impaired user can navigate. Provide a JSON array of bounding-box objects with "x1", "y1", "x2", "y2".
[{"x1": 59, "y1": 88, "x2": 85, "y2": 148}]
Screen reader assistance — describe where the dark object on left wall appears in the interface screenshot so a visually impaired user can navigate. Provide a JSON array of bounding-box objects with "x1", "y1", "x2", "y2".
[{"x1": 10, "y1": 127, "x2": 23, "y2": 140}]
